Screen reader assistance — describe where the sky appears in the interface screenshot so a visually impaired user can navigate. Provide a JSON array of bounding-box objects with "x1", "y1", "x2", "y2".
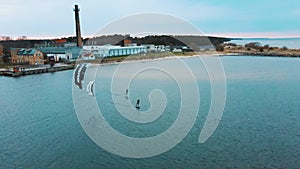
[{"x1": 1, "y1": 0, "x2": 300, "y2": 39}]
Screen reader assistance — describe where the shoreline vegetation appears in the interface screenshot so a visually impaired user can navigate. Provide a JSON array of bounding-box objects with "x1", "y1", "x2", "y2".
[{"x1": 220, "y1": 42, "x2": 300, "y2": 58}]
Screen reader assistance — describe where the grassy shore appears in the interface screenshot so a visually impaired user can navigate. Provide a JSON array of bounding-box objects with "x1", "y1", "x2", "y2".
[
  {"x1": 75, "y1": 52, "x2": 200, "y2": 65},
  {"x1": 221, "y1": 44, "x2": 300, "y2": 57}
]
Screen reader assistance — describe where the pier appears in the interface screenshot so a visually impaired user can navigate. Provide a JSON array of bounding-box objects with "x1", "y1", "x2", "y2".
[{"x1": 0, "y1": 64, "x2": 74, "y2": 77}]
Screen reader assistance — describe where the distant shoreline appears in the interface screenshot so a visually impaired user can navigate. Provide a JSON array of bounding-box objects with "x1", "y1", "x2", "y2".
[
  {"x1": 1, "y1": 51, "x2": 300, "y2": 77},
  {"x1": 84, "y1": 51, "x2": 300, "y2": 67},
  {"x1": 221, "y1": 51, "x2": 300, "y2": 58}
]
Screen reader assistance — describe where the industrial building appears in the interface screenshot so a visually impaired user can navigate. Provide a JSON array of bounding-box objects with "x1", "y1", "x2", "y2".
[
  {"x1": 83, "y1": 45, "x2": 146, "y2": 58},
  {"x1": 37, "y1": 42, "x2": 81, "y2": 61},
  {"x1": 10, "y1": 48, "x2": 44, "y2": 65}
]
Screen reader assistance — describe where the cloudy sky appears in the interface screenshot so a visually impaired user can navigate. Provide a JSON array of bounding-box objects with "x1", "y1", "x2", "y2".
[{"x1": 1, "y1": 0, "x2": 299, "y2": 39}]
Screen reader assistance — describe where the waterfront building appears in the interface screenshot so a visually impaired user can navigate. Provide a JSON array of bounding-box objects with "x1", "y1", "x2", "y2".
[
  {"x1": 37, "y1": 42, "x2": 81, "y2": 61},
  {"x1": 142, "y1": 44, "x2": 167, "y2": 52},
  {"x1": 0, "y1": 44, "x2": 3, "y2": 56},
  {"x1": 83, "y1": 45, "x2": 147, "y2": 58},
  {"x1": 10, "y1": 48, "x2": 44, "y2": 65},
  {"x1": 142, "y1": 44, "x2": 156, "y2": 52},
  {"x1": 156, "y1": 45, "x2": 166, "y2": 52},
  {"x1": 170, "y1": 46, "x2": 193, "y2": 52},
  {"x1": 82, "y1": 53, "x2": 95, "y2": 60}
]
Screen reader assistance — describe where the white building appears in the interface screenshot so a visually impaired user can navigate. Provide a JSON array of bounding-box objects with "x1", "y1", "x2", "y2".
[
  {"x1": 141, "y1": 44, "x2": 155, "y2": 52},
  {"x1": 155, "y1": 45, "x2": 166, "y2": 52},
  {"x1": 83, "y1": 45, "x2": 147, "y2": 58},
  {"x1": 141, "y1": 44, "x2": 167, "y2": 52},
  {"x1": 82, "y1": 53, "x2": 95, "y2": 60}
]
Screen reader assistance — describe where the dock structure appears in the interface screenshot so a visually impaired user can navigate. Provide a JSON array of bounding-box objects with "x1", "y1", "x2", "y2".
[{"x1": 0, "y1": 64, "x2": 74, "y2": 77}]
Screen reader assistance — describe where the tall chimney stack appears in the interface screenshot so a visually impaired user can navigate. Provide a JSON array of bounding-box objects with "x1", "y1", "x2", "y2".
[{"x1": 74, "y1": 5, "x2": 83, "y2": 47}]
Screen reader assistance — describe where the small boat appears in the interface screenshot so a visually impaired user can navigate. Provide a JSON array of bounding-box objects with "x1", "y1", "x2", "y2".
[{"x1": 86, "y1": 81, "x2": 95, "y2": 96}]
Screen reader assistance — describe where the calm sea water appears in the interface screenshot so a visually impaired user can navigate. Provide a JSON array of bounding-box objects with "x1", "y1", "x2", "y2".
[
  {"x1": 0, "y1": 56, "x2": 299, "y2": 168},
  {"x1": 230, "y1": 38, "x2": 300, "y2": 49}
]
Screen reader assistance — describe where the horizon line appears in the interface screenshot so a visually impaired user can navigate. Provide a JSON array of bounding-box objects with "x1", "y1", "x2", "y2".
[{"x1": 1, "y1": 33, "x2": 300, "y2": 41}]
